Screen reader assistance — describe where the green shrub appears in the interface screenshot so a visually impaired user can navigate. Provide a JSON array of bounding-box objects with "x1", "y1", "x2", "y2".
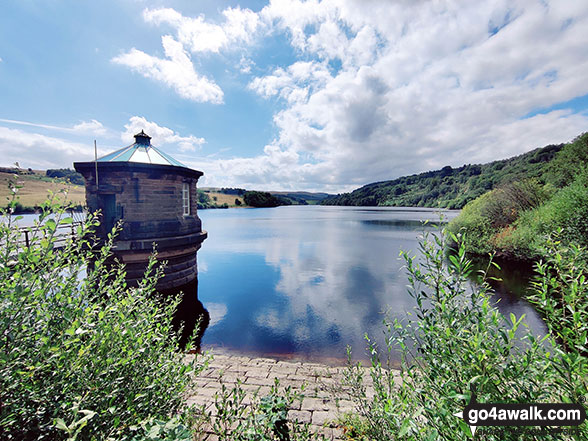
[
  {"x1": 344, "y1": 228, "x2": 587, "y2": 440},
  {"x1": 123, "y1": 416, "x2": 193, "y2": 441},
  {"x1": 448, "y1": 180, "x2": 548, "y2": 256},
  {"x1": 546, "y1": 132, "x2": 588, "y2": 188},
  {"x1": 195, "y1": 378, "x2": 325, "y2": 441},
  {"x1": 501, "y1": 171, "x2": 588, "y2": 257},
  {"x1": 46, "y1": 168, "x2": 85, "y2": 186},
  {"x1": 0, "y1": 192, "x2": 206, "y2": 440},
  {"x1": 528, "y1": 236, "x2": 588, "y2": 402},
  {"x1": 446, "y1": 191, "x2": 497, "y2": 254},
  {"x1": 197, "y1": 190, "x2": 212, "y2": 209}
]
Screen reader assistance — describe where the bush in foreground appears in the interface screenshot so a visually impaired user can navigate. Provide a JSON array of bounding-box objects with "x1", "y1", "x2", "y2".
[
  {"x1": 344, "y1": 228, "x2": 587, "y2": 440},
  {"x1": 0, "y1": 192, "x2": 205, "y2": 440},
  {"x1": 0, "y1": 189, "x2": 324, "y2": 441}
]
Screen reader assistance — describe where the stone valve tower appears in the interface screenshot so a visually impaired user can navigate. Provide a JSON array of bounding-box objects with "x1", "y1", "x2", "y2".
[{"x1": 74, "y1": 131, "x2": 207, "y2": 289}]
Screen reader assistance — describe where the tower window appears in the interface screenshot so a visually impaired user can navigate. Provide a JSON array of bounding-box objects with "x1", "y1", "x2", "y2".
[{"x1": 182, "y1": 182, "x2": 190, "y2": 216}]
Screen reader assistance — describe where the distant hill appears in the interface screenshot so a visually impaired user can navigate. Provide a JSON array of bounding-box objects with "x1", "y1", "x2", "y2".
[
  {"x1": 321, "y1": 143, "x2": 563, "y2": 209},
  {"x1": 269, "y1": 191, "x2": 332, "y2": 205},
  {"x1": 199, "y1": 188, "x2": 332, "y2": 207}
]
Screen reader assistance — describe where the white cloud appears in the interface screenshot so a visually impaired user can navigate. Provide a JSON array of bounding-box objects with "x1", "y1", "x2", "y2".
[
  {"x1": 0, "y1": 118, "x2": 107, "y2": 136},
  {"x1": 123, "y1": 116, "x2": 205, "y2": 152},
  {"x1": 0, "y1": 126, "x2": 93, "y2": 169},
  {"x1": 204, "y1": 302, "x2": 228, "y2": 328},
  {"x1": 112, "y1": 35, "x2": 223, "y2": 104},
  {"x1": 238, "y1": 56, "x2": 255, "y2": 74},
  {"x1": 143, "y1": 6, "x2": 259, "y2": 53},
  {"x1": 116, "y1": 1, "x2": 588, "y2": 192},
  {"x1": 261, "y1": 0, "x2": 332, "y2": 51},
  {"x1": 249, "y1": 61, "x2": 331, "y2": 104},
  {"x1": 115, "y1": 6, "x2": 260, "y2": 103},
  {"x1": 233, "y1": 0, "x2": 588, "y2": 190},
  {"x1": 71, "y1": 120, "x2": 107, "y2": 135}
]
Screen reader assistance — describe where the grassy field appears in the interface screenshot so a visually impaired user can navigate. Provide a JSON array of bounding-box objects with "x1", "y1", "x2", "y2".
[
  {"x1": 0, "y1": 171, "x2": 85, "y2": 208},
  {"x1": 201, "y1": 190, "x2": 245, "y2": 207}
]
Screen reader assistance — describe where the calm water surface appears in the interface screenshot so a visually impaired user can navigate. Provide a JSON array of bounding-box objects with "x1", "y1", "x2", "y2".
[
  {"x1": 7, "y1": 207, "x2": 546, "y2": 364},
  {"x1": 195, "y1": 206, "x2": 545, "y2": 364}
]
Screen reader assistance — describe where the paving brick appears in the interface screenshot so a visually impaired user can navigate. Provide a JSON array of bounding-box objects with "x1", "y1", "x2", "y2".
[
  {"x1": 245, "y1": 368, "x2": 270, "y2": 379},
  {"x1": 218, "y1": 373, "x2": 243, "y2": 383},
  {"x1": 197, "y1": 387, "x2": 219, "y2": 397},
  {"x1": 244, "y1": 376, "x2": 272, "y2": 386},
  {"x1": 193, "y1": 378, "x2": 210, "y2": 388},
  {"x1": 287, "y1": 409, "x2": 312, "y2": 424},
  {"x1": 331, "y1": 427, "x2": 345, "y2": 440},
  {"x1": 250, "y1": 357, "x2": 277, "y2": 365},
  {"x1": 272, "y1": 379, "x2": 306, "y2": 390},
  {"x1": 286, "y1": 374, "x2": 309, "y2": 381},
  {"x1": 312, "y1": 410, "x2": 338, "y2": 426},
  {"x1": 301, "y1": 397, "x2": 330, "y2": 412},
  {"x1": 335, "y1": 399, "x2": 355, "y2": 413},
  {"x1": 186, "y1": 395, "x2": 213, "y2": 408},
  {"x1": 240, "y1": 384, "x2": 271, "y2": 396},
  {"x1": 186, "y1": 350, "x2": 400, "y2": 440},
  {"x1": 271, "y1": 367, "x2": 299, "y2": 377}
]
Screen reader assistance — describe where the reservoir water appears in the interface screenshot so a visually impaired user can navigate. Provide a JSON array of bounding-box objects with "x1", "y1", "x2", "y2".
[
  {"x1": 195, "y1": 206, "x2": 545, "y2": 364},
  {"x1": 7, "y1": 206, "x2": 546, "y2": 365}
]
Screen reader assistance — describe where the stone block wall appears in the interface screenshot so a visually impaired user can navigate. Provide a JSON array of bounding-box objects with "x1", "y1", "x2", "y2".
[
  {"x1": 77, "y1": 164, "x2": 203, "y2": 240},
  {"x1": 74, "y1": 161, "x2": 207, "y2": 289}
]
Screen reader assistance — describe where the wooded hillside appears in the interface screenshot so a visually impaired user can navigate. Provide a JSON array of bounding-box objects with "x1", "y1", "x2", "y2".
[
  {"x1": 447, "y1": 132, "x2": 588, "y2": 259},
  {"x1": 322, "y1": 143, "x2": 563, "y2": 209}
]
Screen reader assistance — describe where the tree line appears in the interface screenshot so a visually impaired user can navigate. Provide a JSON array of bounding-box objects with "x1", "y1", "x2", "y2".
[{"x1": 322, "y1": 143, "x2": 563, "y2": 209}]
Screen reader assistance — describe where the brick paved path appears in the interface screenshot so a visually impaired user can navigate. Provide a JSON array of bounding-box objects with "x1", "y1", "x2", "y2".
[{"x1": 185, "y1": 350, "x2": 387, "y2": 440}]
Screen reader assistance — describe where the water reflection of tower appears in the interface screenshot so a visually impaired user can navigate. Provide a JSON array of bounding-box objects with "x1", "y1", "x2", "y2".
[{"x1": 159, "y1": 277, "x2": 210, "y2": 352}]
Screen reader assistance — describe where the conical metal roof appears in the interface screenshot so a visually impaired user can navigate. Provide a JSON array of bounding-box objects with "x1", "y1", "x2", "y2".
[{"x1": 97, "y1": 131, "x2": 185, "y2": 167}]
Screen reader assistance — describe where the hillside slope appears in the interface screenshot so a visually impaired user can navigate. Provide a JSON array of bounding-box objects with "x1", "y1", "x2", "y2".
[
  {"x1": 322, "y1": 143, "x2": 563, "y2": 209},
  {"x1": 447, "y1": 132, "x2": 588, "y2": 259},
  {"x1": 269, "y1": 191, "x2": 332, "y2": 205},
  {"x1": 1, "y1": 169, "x2": 85, "y2": 210}
]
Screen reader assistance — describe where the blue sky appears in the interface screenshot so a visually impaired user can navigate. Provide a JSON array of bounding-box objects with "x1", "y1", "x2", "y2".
[{"x1": 1, "y1": 0, "x2": 587, "y2": 192}]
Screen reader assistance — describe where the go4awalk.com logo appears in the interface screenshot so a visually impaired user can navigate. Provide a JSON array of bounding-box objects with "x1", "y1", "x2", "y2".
[{"x1": 453, "y1": 385, "x2": 586, "y2": 437}]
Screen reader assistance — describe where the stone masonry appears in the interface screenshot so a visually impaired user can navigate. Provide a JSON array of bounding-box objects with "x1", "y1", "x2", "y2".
[
  {"x1": 185, "y1": 349, "x2": 399, "y2": 440},
  {"x1": 73, "y1": 160, "x2": 207, "y2": 289}
]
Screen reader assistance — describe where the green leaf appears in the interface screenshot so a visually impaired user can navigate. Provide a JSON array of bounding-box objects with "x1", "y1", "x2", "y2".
[
  {"x1": 45, "y1": 218, "x2": 57, "y2": 233},
  {"x1": 55, "y1": 418, "x2": 69, "y2": 432},
  {"x1": 398, "y1": 418, "x2": 411, "y2": 436},
  {"x1": 458, "y1": 420, "x2": 473, "y2": 438}
]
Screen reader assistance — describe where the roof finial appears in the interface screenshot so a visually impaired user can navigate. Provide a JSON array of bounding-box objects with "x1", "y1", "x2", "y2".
[{"x1": 134, "y1": 130, "x2": 151, "y2": 145}]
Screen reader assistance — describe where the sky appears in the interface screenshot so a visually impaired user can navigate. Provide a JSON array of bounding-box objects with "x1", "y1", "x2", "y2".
[{"x1": 1, "y1": 0, "x2": 587, "y2": 193}]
